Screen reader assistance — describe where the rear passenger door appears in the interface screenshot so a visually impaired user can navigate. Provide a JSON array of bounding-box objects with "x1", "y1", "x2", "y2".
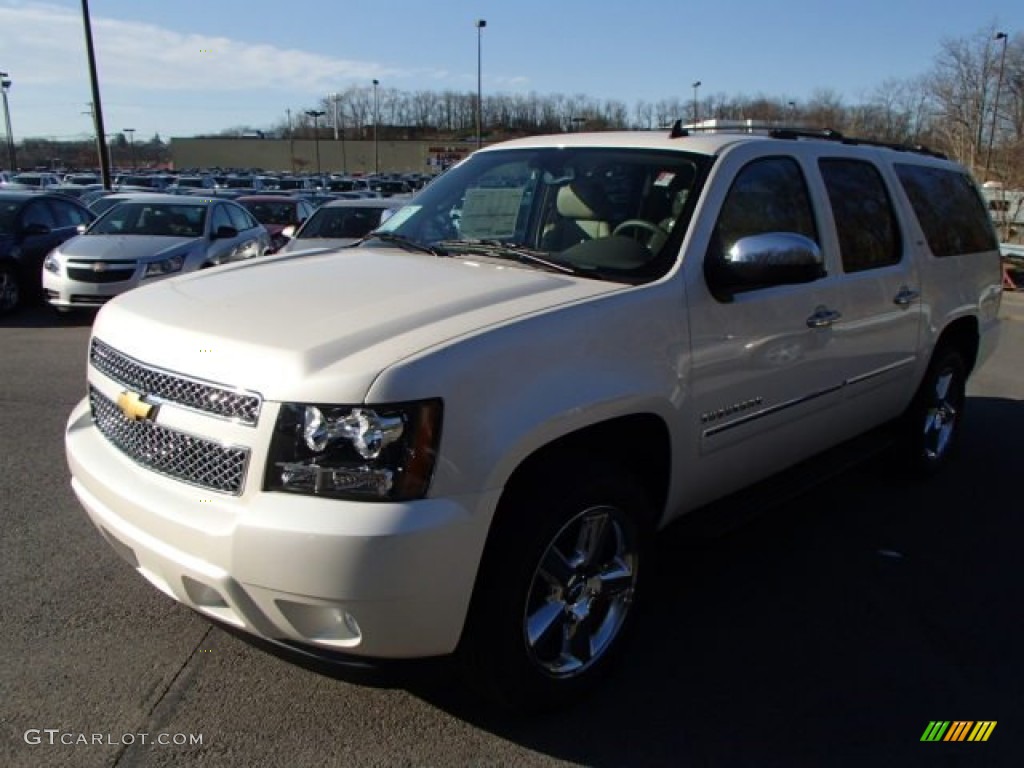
[{"x1": 814, "y1": 155, "x2": 922, "y2": 420}]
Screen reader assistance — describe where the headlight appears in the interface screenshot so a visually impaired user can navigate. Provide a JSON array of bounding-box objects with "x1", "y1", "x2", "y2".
[
  {"x1": 143, "y1": 254, "x2": 185, "y2": 278},
  {"x1": 43, "y1": 252, "x2": 61, "y2": 274},
  {"x1": 265, "y1": 400, "x2": 442, "y2": 501}
]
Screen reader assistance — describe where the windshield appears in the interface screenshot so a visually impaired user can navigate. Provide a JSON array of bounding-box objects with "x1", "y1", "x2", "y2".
[
  {"x1": 373, "y1": 147, "x2": 705, "y2": 283},
  {"x1": 91, "y1": 202, "x2": 207, "y2": 237}
]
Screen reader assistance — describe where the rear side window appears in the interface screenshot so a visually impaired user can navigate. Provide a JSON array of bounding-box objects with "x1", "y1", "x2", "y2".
[
  {"x1": 895, "y1": 164, "x2": 997, "y2": 257},
  {"x1": 819, "y1": 158, "x2": 901, "y2": 273}
]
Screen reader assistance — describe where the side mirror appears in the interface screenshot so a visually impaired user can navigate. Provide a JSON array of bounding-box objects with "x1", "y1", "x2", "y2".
[
  {"x1": 212, "y1": 225, "x2": 239, "y2": 240},
  {"x1": 281, "y1": 225, "x2": 296, "y2": 239},
  {"x1": 76, "y1": 223, "x2": 89, "y2": 234},
  {"x1": 708, "y1": 232, "x2": 824, "y2": 299}
]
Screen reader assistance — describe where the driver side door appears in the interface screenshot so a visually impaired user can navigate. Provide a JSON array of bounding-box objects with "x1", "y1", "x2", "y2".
[{"x1": 682, "y1": 152, "x2": 847, "y2": 505}]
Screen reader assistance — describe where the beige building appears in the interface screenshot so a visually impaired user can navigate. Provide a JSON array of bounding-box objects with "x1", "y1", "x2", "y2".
[{"x1": 169, "y1": 138, "x2": 477, "y2": 175}]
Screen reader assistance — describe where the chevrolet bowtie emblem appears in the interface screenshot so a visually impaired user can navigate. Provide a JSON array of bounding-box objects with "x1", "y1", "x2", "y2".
[{"x1": 117, "y1": 390, "x2": 157, "y2": 422}]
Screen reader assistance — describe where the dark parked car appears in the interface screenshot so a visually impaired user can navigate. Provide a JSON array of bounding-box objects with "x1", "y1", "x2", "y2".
[
  {"x1": 278, "y1": 198, "x2": 406, "y2": 253},
  {"x1": 0, "y1": 191, "x2": 96, "y2": 314},
  {"x1": 236, "y1": 195, "x2": 315, "y2": 253}
]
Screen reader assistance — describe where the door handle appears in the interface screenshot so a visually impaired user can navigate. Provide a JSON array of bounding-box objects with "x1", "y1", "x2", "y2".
[
  {"x1": 806, "y1": 306, "x2": 842, "y2": 328},
  {"x1": 893, "y1": 286, "x2": 920, "y2": 306}
]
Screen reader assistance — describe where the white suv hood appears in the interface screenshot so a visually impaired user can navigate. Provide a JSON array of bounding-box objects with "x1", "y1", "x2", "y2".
[{"x1": 92, "y1": 248, "x2": 623, "y2": 402}]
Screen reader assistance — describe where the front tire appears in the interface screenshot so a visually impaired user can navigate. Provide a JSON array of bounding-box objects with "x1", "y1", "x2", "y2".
[{"x1": 458, "y1": 464, "x2": 651, "y2": 711}]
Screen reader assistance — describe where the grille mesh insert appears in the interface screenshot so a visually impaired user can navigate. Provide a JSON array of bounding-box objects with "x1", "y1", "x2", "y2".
[
  {"x1": 90, "y1": 338, "x2": 261, "y2": 425},
  {"x1": 90, "y1": 387, "x2": 249, "y2": 495}
]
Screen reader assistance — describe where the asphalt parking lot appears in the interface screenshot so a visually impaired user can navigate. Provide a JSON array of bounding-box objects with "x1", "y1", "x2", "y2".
[{"x1": 2, "y1": 293, "x2": 1023, "y2": 768}]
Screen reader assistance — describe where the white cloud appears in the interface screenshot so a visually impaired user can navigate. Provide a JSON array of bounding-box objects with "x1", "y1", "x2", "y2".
[{"x1": 0, "y1": 2, "x2": 443, "y2": 93}]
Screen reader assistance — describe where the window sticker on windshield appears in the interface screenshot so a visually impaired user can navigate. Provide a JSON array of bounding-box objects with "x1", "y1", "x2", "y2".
[
  {"x1": 459, "y1": 187, "x2": 526, "y2": 238},
  {"x1": 376, "y1": 205, "x2": 419, "y2": 232},
  {"x1": 654, "y1": 172, "x2": 676, "y2": 187}
]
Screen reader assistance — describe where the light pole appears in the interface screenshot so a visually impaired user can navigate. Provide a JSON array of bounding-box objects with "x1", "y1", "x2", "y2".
[
  {"x1": 476, "y1": 19, "x2": 486, "y2": 149},
  {"x1": 331, "y1": 91, "x2": 347, "y2": 173},
  {"x1": 372, "y1": 79, "x2": 379, "y2": 175},
  {"x1": 305, "y1": 109, "x2": 325, "y2": 179},
  {"x1": 124, "y1": 128, "x2": 135, "y2": 170},
  {"x1": 984, "y1": 31, "x2": 1009, "y2": 179},
  {"x1": 0, "y1": 72, "x2": 14, "y2": 171},
  {"x1": 691, "y1": 80, "x2": 702, "y2": 125}
]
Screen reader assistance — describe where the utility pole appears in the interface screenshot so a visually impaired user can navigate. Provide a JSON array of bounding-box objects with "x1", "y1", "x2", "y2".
[
  {"x1": 286, "y1": 108, "x2": 294, "y2": 174},
  {"x1": 80, "y1": 0, "x2": 112, "y2": 189},
  {"x1": 372, "y1": 79, "x2": 380, "y2": 175}
]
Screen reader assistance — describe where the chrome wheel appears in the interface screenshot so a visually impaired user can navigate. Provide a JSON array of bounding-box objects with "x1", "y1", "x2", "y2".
[
  {"x1": 921, "y1": 368, "x2": 958, "y2": 461},
  {"x1": 523, "y1": 504, "x2": 639, "y2": 678},
  {"x1": 905, "y1": 346, "x2": 967, "y2": 475}
]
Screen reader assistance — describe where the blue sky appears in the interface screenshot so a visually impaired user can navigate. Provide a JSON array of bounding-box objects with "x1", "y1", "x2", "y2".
[{"x1": 0, "y1": 0, "x2": 1015, "y2": 141}]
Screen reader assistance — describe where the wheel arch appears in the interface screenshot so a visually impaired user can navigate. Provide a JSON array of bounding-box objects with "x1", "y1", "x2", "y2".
[
  {"x1": 933, "y1": 315, "x2": 979, "y2": 375},
  {"x1": 494, "y1": 412, "x2": 672, "y2": 533}
]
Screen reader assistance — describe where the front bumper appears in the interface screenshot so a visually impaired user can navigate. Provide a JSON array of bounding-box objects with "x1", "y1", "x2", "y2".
[
  {"x1": 43, "y1": 269, "x2": 141, "y2": 310},
  {"x1": 66, "y1": 397, "x2": 497, "y2": 658}
]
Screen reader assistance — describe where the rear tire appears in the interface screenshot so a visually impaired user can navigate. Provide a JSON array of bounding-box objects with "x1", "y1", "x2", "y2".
[
  {"x1": 903, "y1": 346, "x2": 967, "y2": 475},
  {"x1": 458, "y1": 463, "x2": 651, "y2": 712},
  {"x1": 0, "y1": 263, "x2": 21, "y2": 315}
]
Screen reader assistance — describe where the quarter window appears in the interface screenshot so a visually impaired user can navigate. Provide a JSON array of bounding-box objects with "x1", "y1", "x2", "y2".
[
  {"x1": 895, "y1": 164, "x2": 997, "y2": 257},
  {"x1": 819, "y1": 158, "x2": 901, "y2": 272}
]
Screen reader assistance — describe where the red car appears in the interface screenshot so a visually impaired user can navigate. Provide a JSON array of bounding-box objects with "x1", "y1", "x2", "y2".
[{"x1": 236, "y1": 195, "x2": 316, "y2": 253}]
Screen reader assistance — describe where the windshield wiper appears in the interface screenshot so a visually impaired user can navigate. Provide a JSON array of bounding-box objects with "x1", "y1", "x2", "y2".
[
  {"x1": 351, "y1": 231, "x2": 445, "y2": 256},
  {"x1": 432, "y1": 239, "x2": 583, "y2": 275}
]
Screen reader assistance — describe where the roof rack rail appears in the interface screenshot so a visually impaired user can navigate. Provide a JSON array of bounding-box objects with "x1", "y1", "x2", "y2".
[
  {"x1": 666, "y1": 120, "x2": 946, "y2": 159},
  {"x1": 769, "y1": 128, "x2": 947, "y2": 159}
]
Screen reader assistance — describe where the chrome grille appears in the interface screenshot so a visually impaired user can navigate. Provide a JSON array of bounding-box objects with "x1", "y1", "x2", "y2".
[
  {"x1": 90, "y1": 338, "x2": 261, "y2": 425},
  {"x1": 90, "y1": 387, "x2": 249, "y2": 495}
]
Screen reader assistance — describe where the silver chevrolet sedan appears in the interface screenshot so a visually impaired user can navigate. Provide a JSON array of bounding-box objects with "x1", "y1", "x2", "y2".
[{"x1": 42, "y1": 194, "x2": 271, "y2": 312}]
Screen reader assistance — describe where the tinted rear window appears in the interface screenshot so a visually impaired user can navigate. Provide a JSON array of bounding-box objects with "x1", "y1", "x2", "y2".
[{"x1": 894, "y1": 164, "x2": 997, "y2": 257}]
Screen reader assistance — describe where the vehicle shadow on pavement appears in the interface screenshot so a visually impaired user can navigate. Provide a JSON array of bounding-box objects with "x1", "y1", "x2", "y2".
[
  {"x1": 396, "y1": 395, "x2": 1024, "y2": 767},
  {"x1": 0, "y1": 304, "x2": 97, "y2": 328}
]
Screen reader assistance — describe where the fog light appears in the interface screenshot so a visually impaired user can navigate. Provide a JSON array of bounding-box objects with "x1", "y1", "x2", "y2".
[{"x1": 276, "y1": 600, "x2": 363, "y2": 648}]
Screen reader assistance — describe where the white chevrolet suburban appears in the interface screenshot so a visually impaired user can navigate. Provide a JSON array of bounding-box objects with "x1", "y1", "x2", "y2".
[{"x1": 66, "y1": 125, "x2": 1003, "y2": 710}]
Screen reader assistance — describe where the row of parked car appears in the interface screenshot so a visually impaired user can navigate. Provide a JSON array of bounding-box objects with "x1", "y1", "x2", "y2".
[
  {"x1": 1, "y1": 168, "x2": 432, "y2": 199},
  {"x1": 0, "y1": 185, "x2": 408, "y2": 316}
]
